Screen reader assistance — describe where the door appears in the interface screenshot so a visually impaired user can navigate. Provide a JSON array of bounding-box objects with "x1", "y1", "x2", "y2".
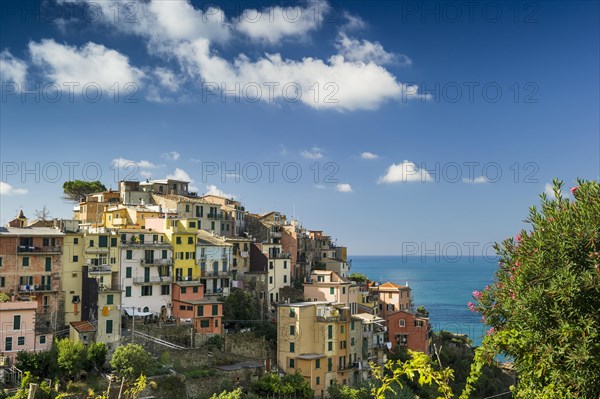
[{"x1": 144, "y1": 268, "x2": 150, "y2": 283}]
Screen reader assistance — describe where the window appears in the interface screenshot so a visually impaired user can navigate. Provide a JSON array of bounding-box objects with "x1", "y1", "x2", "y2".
[
  {"x1": 126, "y1": 267, "x2": 132, "y2": 278},
  {"x1": 197, "y1": 306, "x2": 204, "y2": 317},
  {"x1": 328, "y1": 325, "x2": 333, "y2": 339},
  {"x1": 342, "y1": 287, "x2": 346, "y2": 294},
  {"x1": 399, "y1": 319, "x2": 405, "y2": 327},
  {"x1": 111, "y1": 237, "x2": 117, "y2": 246},
  {"x1": 72, "y1": 255, "x2": 78, "y2": 262},
  {"x1": 351, "y1": 321, "x2": 355, "y2": 330},
  {"x1": 327, "y1": 358, "x2": 332, "y2": 372},
  {"x1": 176, "y1": 237, "x2": 182, "y2": 244},
  {"x1": 126, "y1": 250, "x2": 132, "y2": 260},
  {"x1": 179, "y1": 305, "x2": 186, "y2": 311},
  {"x1": 289, "y1": 308, "x2": 295, "y2": 317},
  {"x1": 289, "y1": 359, "x2": 295, "y2": 368},
  {"x1": 330, "y1": 287, "x2": 334, "y2": 295},
  {"x1": 340, "y1": 341, "x2": 346, "y2": 349},
  {"x1": 162, "y1": 250, "x2": 168, "y2": 259},
  {"x1": 193, "y1": 286, "x2": 198, "y2": 293},
  {"x1": 17, "y1": 336, "x2": 25, "y2": 346},
  {"x1": 189, "y1": 221, "x2": 196, "y2": 228},
  {"x1": 181, "y1": 287, "x2": 187, "y2": 294},
  {"x1": 106, "y1": 320, "x2": 113, "y2": 334},
  {"x1": 0, "y1": 256, "x2": 2, "y2": 266},
  {"x1": 0, "y1": 277, "x2": 4, "y2": 287},
  {"x1": 290, "y1": 325, "x2": 295, "y2": 335},
  {"x1": 315, "y1": 359, "x2": 320, "y2": 369},
  {"x1": 89, "y1": 240, "x2": 94, "y2": 247},
  {"x1": 141, "y1": 286, "x2": 153, "y2": 296},
  {"x1": 74, "y1": 238, "x2": 78, "y2": 244},
  {"x1": 290, "y1": 342, "x2": 295, "y2": 353},
  {"x1": 107, "y1": 295, "x2": 114, "y2": 305},
  {"x1": 340, "y1": 325, "x2": 344, "y2": 333},
  {"x1": 283, "y1": 261, "x2": 287, "y2": 269},
  {"x1": 212, "y1": 305, "x2": 219, "y2": 315},
  {"x1": 328, "y1": 341, "x2": 333, "y2": 351},
  {"x1": 99, "y1": 236, "x2": 108, "y2": 247},
  {"x1": 283, "y1": 275, "x2": 287, "y2": 284},
  {"x1": 39, "y1": 335, "x2": 46, "y2": 344},
  {"x1": 161, "y1": 285, "x2": 170, "y2": 295},
  {"x1": 185, "y1": 204, "x2": 190, "y2": 212},
  {"x1": 351, "y1": 337, "x2": 355, "y2": 346},
  {"x1": 44, "y1": 257, "x2": 51, "y2": 271},
  {"x1": 13, "y1": 315, "x2": 21, "y2": 330},
  {"x1": 5, "y1": 337, "x2": 12, "y2": 351},
  {"x1": 415, "y1": 320, "x2": 424, "y2": 328},
  {"x1": 269, "y1": 261, "x2": 274, "y2": 269},
  {"x1": 269, "y1": 276, "x2": 273, "y2": 284},
  {"x1": 188, "y1": 237, "x2": 194, "y2": 244},
  {"x1": 200, "y1": 320, "x2": 209, "y2": 328},
  {"x1": 125, "y1": 287, "x2": 132, "y2": 297},
  {"x1": 316, "y1": 377, "x2": 320, "y2": 385},
  {"x1": 215, "y1": 319, "x2": 218, "y2": 327},
  {"x1": 22, "y1": 257, "x2": 29, "y2": 267}
]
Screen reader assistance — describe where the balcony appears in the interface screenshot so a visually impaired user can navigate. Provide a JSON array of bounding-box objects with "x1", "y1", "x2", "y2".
[
  {"x1": 270, "y1": 231, "x2": 282, "y2": 238},
  {"x1": 19, "y1": 284, "x2": 53, "y2": 292},
  {"x1": 133, "y1": 276, "x2": 172, "y2": 284},
  {"x1": 205, "y1": 287, "x2": 229, "y2": 296},
  {"x1": 206, "y1": 212, "x2": 224, "y2": 220},
  {"x1": 201, "y1": 270, "x2": 230, "y2": 278},
  {"x1": 239, "y1": 251, "x2": 249, "y2": 258},
  {"x1": 122, "y1": 241, "x2": 171, "y2": 248},
  {"x1": 272, "y1": 252, "x2": 291, "y2": 259},
  {"x1": 85, "y1": 246, "x2": 109, "y2": 254},
  {"x1": 17, "y1": 246, "x2": 61, "y2": 254},
  {"x1": 140, "y1": 258, "x2": 173, "y2": 266},
  {"x1": 88, "y1": 265, "x2": 112, "y2": 275}
]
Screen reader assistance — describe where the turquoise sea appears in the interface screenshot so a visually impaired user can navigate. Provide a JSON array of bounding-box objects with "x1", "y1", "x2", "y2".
[{"x1": 350, "y1": 256, "x2": 498, "y2": 347}]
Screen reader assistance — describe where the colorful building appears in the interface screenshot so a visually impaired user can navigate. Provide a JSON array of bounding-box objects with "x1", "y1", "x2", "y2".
[
  {"x1": 171, "y1": 282, "x2": 222, "y2": 334},
  {"x1": 385, "y1": 310, "x2": 431, "y2": 354},
  {"x1": 370, "y1": 282, "x2": 412, "y2": 318},
  {"x1": 196, "y1": 230, "x2": 232, "y2": 297},
  {"x1": 304, "y1": 270, "x2": 358, "y2": 314}
]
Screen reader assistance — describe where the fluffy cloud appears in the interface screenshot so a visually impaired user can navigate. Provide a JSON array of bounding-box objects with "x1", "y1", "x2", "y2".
[
  {"x1": 234, "y1": 2, "x2": 329, "y2": 44},
  {"x1": 300, "y1": 146, "x2": 324, "y2": 159},
  {"x1": 205, "y1": 184, "x2": 235, "y2": 199},
  {"x1": 0, "y1": 50, "x2": 27, "y2": 85},
  {"x1": 341, "y1": 11, "x2": 366, "y2": 31},
  {"x1": 336, "y1": 183, "x2": 353, "y2": 192},
  {"x1": 336, "y1": 33, "x2": 410, "y2": 66},
  {"x1": 378, "y1": 160, "x2": 432, "y2": 183},
  {"x1": 29, "y1": 39, "x2": 144, "y2": 89},
  {"x1": 161, "y1": 151, "x2": 181, "y2": 161},
  {"x1": 463, "y1": 176, "x2": 488, "y2": 184},
  {"x1": 0, "y1": 182, "x2": 28, "y2": 196},
  {"x1": 544, "y1": 182, "x2": 562, "y2": 199},
  {"x1": 360, "y1": 151, "x2": 378, "y2": 160},
  {"x1": 175, "y1": 38, "x2": 418, "y2": 111},
  {"x1": 113, "y1": 158, "x2": 158, "y2": 170}
]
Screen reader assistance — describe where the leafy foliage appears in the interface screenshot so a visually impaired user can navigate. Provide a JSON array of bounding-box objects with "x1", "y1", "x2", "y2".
[
  {"x1": 471, "y1": 179, "x2": 600, "y2": 398},
  {"x1": 87, "y1": 342, "x2": 108, "y2": 370},
  {"x1": 210, "y1": 388, "x2": 243, "y2": 399},
  {"x1": 62, "y1": 180, "x2": 106, "y2": 202},
  {"x1": 56, "y1": 338, "x2": 86, "y2": 379},
  {"x1": 110, "y1": 344, "x2": 153, "y2": 381},
  {"x1": 348, "y1": 273, "x2": 369, "y2": 283},
  {"x1": 250, "y1": 371, "x2": 313, "y2": 398},
  {"x1": 416, "y1": 305, "x2": 429, "y2": 318}
]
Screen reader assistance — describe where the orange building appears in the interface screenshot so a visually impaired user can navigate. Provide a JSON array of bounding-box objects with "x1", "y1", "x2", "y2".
[
  {"x1": 370, "y1": 282, "x2": 412, "y2": 318},
  {"x1": 385, "y1": 310, "x2": 431, "y2": 354},
  {"x1": 171, "y1": 282, "x2": 223, "y2": 335}
]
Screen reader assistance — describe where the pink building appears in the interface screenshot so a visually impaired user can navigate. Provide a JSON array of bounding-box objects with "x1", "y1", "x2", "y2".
[
  {"x1": 370, "y1": 282, "x2": 412, "y2": 318},
  {"x1": 0, "y1": 300, "x2": 52, "y2": 364},
  {"x1": 171, "y1": 282, "x2": 223, "y2": 335},
  {"x1": 303, "y1": 270, "x2": 358, "y2": 314}
]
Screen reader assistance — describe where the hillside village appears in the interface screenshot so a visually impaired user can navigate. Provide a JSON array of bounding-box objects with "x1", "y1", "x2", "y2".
[{"x1": 0, "y1": 178, "x2": 431, "y2": 398}]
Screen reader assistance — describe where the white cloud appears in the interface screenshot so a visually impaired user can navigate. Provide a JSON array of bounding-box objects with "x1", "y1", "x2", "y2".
[
  {"x1": 140, "y1": 170, "x2": 153, "y2": 178},
  {"x1": 167, "y1": 168, "x2": 192, "y2": 182},
  {"x1": 112, "y1": 158, "x2": 159, "y2": 177},
  {"x1": 153, "y1": 68, "x2": 180, "y2": 92},
  {"x1": 336, "y1": 183, "x2": 353, "y2": 192},
  {"x1": 336, "y1": 33, "x2": 410, "y2": 66},
  {"x1": 0, "y1": 182, "x2": 28, "y2": 196},
  {"x1": 205, "y1": 184, "x2": 235, "y2": 199},
  {"x1": 300, "y1": 146, "x2": 324, "y2": 159},
  {"x1": 0, "y1": 50, "x2": 27, "y2": 86},
  {"x1": 234, "y1": 2, "x2": 329, "y2": 44},
  {"x1": 341, "y1": 11, "x2": 366, "y2": 31},
  {"x1": 161, "y1": 151, "x2": 181, "y2": 161},
  {"x1": 174, "y1": 38, "x2": 421, "y2": 111},
  {"x1": 378, "y1": 160, "x2": 432, "y2": 184},
  {"x1": 544, "y1": 183, "x2": 562, "y2": 199},
  {"x1": 360, "y1": 151, "x2": 378, "y2": 160},
  {"x1": 29, "y1": 39, "x2": 144, "y2": 89},
  {"x1": 463, "y1": 176, "x2": 488, "y2": 184}
]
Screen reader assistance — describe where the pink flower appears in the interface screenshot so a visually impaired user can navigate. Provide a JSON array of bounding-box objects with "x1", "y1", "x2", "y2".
[
  {"x1": 570, "y1": 186, "x2": 578, "y2": 194},
  {"x1": 515, "y1": 234, "x2": 522, "y2": 242},
  {"x1": 485, "y1": 285, "x2": 491, "y2": 291},
  {"x1": 487, "y1": 327, "x2": 495, "y2": 335},
  {"x1": 510, "y1": 275, "x2": 515, "y2": 281},
  {"x1": 534, "y1": 248, "x2": 539, "y2": 253},
  {"x1": 473, "y1": 291, "x2": 482, "y2": 299},
  {"x1": 515, "y1": 261, "x2": 520, "y2": 267},
  {"x1": 467, "y1": 302, "x2": 476, "y2": 311},
  {"x1": 511, "y1": 292, "x2": 516, "y2": 299},
  {"x1": 481, "y1": 316, "x2": 485, "y2": 322}
]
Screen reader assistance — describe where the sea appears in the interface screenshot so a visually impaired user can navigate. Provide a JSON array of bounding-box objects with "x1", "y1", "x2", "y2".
[{"x1": 350, "y1": 255, "x2": 498, "y2": 347}]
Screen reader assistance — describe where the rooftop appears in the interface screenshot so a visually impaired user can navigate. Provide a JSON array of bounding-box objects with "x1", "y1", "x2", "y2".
[
  {"x1": 70, "y1": 321, "x2": 96, "y2": 333},
  {"x1": 0, "y1": 226, "x2": 65, "y2": 237},
  {"x1": 197, "y1": 230, "x2": 231, "y2": 247}
]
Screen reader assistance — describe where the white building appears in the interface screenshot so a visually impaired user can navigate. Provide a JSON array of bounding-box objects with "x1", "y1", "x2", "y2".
[
  {"x1": 197, "y1": 230, "x2": 232, "y2": 297},
  {"x1": 119, "y1": 230, "x2": 173, "y2": 317}
]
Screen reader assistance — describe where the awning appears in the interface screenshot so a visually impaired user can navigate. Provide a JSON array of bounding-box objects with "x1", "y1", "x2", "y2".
[{"x1": 123, "y1": 308, "x2": 154, "y2": 317}]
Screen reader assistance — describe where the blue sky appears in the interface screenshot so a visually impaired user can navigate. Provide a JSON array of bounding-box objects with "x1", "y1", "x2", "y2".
[{"x1": 1, "y1": 0, "x2": 598, "y2": 255}]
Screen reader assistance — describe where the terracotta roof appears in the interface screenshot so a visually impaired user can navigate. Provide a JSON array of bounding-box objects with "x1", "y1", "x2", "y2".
[
  {"x1": 379, "y1": 282, "x2": 402, "y2": 289},
  {"x1": 70, "y1": 321, "x2": 96, "y2": 333}
]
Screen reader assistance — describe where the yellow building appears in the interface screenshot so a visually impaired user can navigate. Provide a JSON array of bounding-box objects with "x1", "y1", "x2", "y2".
[
  {"x1": 277, "y1": 302, "x2": 356, "y2": 398},
  {"x1": 62, "y1": 231, "x2": 85, "y2": 326},
  {"x1": 102, "y1": 205, "x2": 161, "y2": 229},
  {"x1": 146, "y1": 217, "x2": 199, "y2": 282}
]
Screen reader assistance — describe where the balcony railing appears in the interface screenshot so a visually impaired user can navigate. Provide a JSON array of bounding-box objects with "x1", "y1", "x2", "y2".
[
  {"x1": 121, "y1": 241, "x2": 171, "y2": 248},
  {"x1": 270, "y1": 231, "x2": 282, "y2": 238},
  {"x1": 17, "y1": 246, "x2": 61, "y2": 254},
  {"x1": 133, "y1": 276, "x2": 172, "y2": 284},
  {"x1": 316, "y1": 315, "x2": 347, "y2": 323},
  {"x1": 85, "y1": 247, "x2": 110, "y2": 254},
  {"x1": 239, "y1": 251, "x2": 249, "y2": 258},
  {"x1": 201, "y1": 270, "x2": 230, "y2": 278},
  {"x1": 140, "y1": 258, "x2": 173, "y2": 266},
  {"x1": 88, "y1": 265, "x2": 112, "y2": 275},
  {"x1": 206, "y1": 212, "x2": 224, "y2": 220},
  {"x1": 175, "y1": 276, "x2": 201, "y2": 283},
  {"x1": 19, "y1": 284, "x2": 53, "y2": 292},
  {"x1": 271, "y1": 252, "x2": 291, "y2": 259}
]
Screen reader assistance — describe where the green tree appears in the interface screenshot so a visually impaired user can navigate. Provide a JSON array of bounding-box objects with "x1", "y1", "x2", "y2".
[
  {"x1": 251, "y1": 371, "x2": 313, "y2": 398},
  {"x1": 87, "y1": 341, "x2": 108, "y2": 370},
  {"x1": 416, "y1": 305, "x2": 429, "y2": 318},
  {"x1": 471, "y1": 180, "x2": 600, "y2": 398},
  {"x1": 62, "y1": 180, "x2": 106, "y2": 202},
  {"x1": 222, "y1": 288, "x2": 260, "y2": 331},
  {"x1": 56, "y1": 338, "x2": 86, "y2": 379},
  {"x1": 348, "y1": 273, "x2": 369, "y2": 283},
  {"x1": 210, "y1": 388, "x2": 243, "y2": 399},
  {"x1": 110, "y1": 344, "x2": 153, "y2": 381},
  {"x1": 0, "y1": 293, "x2": 10, "y2": 302}
]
